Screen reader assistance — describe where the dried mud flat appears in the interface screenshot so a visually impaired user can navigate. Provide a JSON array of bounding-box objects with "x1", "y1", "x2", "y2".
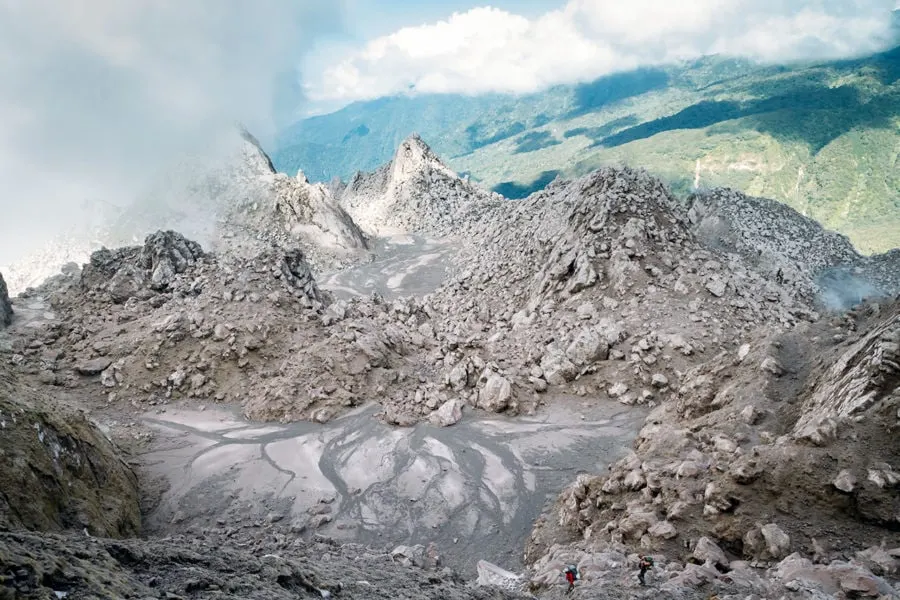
[
  {"x1": 319, "y1": 234, "x2": 455, "y2": 300},
  {"x1": 136, "y1": 397, "x2": 646, "y2": 576}
]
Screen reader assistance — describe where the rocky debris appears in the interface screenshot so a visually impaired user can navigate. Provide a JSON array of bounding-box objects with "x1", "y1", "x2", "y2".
[
  {"x1": 692, "y1": 537, "x2": 729, "y2": 569},
  {"x1": 527, "y1": 299, "x2": 900, "y2": 588},
  {"x1": 140, "y1": 230, "x2": 205, "y2": 291},
  {"x1": 745, "y1": 523, "x2": 792, "y2": 561},
  {"x1": 81, "y1": 230, "x2": 207, "y2": 303},
  {"x1": 687, "y1": 188, "x2": 900, "y2": 308},
  {"x1": 833, "y1": 468, "x2": 858, "y2": 493},
  {"x1": 526, "y1": 544, "x2": 898, "y2": 599},
  {"x1": 476, "y1": 560, "x2": 522, "y2": 591},
  {"x1": 12, "y1": 150, "x2": 898, "y2": 430},
  {"x1": 0, "y1": 366, "x2": 139, "y2": 537},
  {"x1": 0, "y1": 271, "x2": 11, "y2": 328},
  {"x1": 74, "y1": 357, "x2": 113, "y2": 376},
  {"x1": 9, "y1": 231, "x2": 448, "y2": 426},
  {"x1": 276, "y1": 248, "x2": 325, "y2": 303},
  {"x1": 478, "y1": 374, "x2": 513, "y2": 412},
  {"x1": 390, "y1": 543, "x2": 442, "y2": 570},
  {"x1": 0, "y1": 530, "x2": 528, "y2": 600}
]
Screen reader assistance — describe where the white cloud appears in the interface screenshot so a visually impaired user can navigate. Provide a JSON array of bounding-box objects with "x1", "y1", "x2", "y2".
[
  {"x1": 307, "y1": 0, "x2": 898, "y2": 104},
  {"x1": 0, "y1": 0, "x2": 342, "y2": 265}
]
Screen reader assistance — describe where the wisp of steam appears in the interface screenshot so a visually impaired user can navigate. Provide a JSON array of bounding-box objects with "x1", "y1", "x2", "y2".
[{"x1": 816, "y1": 266, "x2": 881, "y2": 312}]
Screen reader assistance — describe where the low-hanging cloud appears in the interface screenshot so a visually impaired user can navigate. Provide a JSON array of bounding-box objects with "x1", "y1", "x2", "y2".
[
  {"x1": 307, "y1": 0, "x2": 899, "y2": 104},
  {"x1": 0, "y1": 0, "x2": 342, "y2": 267}
]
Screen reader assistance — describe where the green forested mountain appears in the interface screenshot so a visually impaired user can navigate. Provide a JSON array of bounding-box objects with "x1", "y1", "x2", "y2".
[{"x1": 274, "y1": 45, "x2": 900, "y2": 254}]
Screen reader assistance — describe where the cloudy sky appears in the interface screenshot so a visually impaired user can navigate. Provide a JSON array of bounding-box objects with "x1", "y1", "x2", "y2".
[
  {"x1": 0, "y1": 0, "x2": 897, "y2": 267},
  {"x1": 305, "y1": 0, "x2": 900, "y2": 111}
]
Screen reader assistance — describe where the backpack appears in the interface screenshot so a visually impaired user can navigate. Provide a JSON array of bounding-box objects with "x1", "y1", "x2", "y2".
[
  {"x1": 641, "y1": 556, "x2": 654, "y2": 567},
  {"x1": 565, "y1": 565, "x2": 579, "y2": 580}
]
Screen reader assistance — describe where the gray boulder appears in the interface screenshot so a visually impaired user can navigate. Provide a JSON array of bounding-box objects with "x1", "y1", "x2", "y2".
[
  {"x1": 566, "y1": 328, "x2": 609, "y2": 366},
  {"x1": 139, "y1": 230, "x2": 205, "y2": 291},
  {"x1": 692, "y1": 536, "x2": 729, "y2": 569},
  {"x1": 479, "y1": 374, "x2": 512, "y2": 412},
  {"x1": 540, "y1": 347, "x2": 577, "y2": 385},
  {"x1": 431, "y1": 399, "x2": 463, "y2": 427}
]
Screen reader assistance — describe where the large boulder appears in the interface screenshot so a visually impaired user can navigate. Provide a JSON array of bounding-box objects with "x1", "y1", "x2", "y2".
[
  {"x1": 431, "y1": 399, "x2": 463, "y2": 427},
  {"x1": 565, "y1": 328, "x2": 609, "y2": 366},
  {"x1": 0, "y1": 367, "x2": 139, "y2": 537},
  {"x1": 0, "y1": 271, "x2": 11, "y2": 328},
  {"x1": 540, "y1": 347, "x2": 577, "y2": 386},
  {"x1": 277, "y1": 248, "x2": 324, "y2": 302},
  {"x1": 139, "y1": 230, "x2": 204, "y2": 291},
  {"x1": 479, "y1": 374, "x2": 512, "y2": 412}
]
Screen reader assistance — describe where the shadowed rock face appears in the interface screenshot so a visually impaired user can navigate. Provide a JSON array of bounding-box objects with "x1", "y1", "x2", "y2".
[
  {"x1": 0, "y1": 271, "x2": 11, "y2": 328},
  {"x1": 0, "y1": 367, "x2": 140, "y2": 537},
  {"x1": 0, "y1": 530, "x2": 532, "y2": 600}
]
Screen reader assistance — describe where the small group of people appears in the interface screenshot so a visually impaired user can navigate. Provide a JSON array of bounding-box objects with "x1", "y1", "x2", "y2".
[{"x1": 561, "y1": 554, "x2": 655, "y2": 593}]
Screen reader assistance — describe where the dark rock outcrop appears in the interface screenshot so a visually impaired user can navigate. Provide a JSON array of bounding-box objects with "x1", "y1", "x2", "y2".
[
  {"x1": 0, "y1": 367, "x2": 139, "y2": 537},
  {"x1": 81, "y1": 230, "x2": 206, "y2": 303},
  {"x1": 0, "y1": 271, "x2": 11, "y2": 328}
]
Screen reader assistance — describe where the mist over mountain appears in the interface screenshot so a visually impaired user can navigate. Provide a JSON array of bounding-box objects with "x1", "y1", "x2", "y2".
[{"x1": 275, "y1": 43, "x2": 900, "y2": 254}]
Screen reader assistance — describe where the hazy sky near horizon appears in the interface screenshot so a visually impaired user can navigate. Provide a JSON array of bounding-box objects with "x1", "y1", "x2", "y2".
[
  {"x1": 0, "y1": 0, "x2": 897, "y2": 269},
  {"x1": 0, "y1": 0, "x2": 340, "y2": 265}
]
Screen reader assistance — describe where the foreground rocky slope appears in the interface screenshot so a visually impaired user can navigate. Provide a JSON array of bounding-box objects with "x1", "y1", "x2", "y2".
[
  {"x1": 0, "y1": 529, "x2": 528, "y2": 600},
  {"x1": 523, "y1": 299, "x2": 900, "y2": 597},
  {"x1": 0, "y1": 365, "x2": 139, "y2": 538}
]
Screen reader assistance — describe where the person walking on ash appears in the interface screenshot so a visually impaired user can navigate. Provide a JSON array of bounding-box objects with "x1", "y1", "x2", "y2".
[
  {"x1": 563, "y1": 564, "x2": 579, "y2": 594},
  {"x1": 637, "y1": 554, "x2": 654, "y2": 586}
]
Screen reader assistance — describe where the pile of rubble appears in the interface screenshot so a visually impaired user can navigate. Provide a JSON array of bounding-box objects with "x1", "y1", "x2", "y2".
[{"x1": 524, "y1": 300, "x2": 900, "y2": 598}]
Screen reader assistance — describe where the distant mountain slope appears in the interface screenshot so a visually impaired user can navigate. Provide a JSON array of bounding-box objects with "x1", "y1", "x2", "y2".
[{"x1": 274, "y1": 45, "x2": 900, "y2": 254}]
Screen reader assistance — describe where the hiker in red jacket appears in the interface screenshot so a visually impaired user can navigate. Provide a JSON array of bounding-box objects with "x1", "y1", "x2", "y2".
[{"x1": 563, "y1": 565, "x2": 578, "y2": 594}]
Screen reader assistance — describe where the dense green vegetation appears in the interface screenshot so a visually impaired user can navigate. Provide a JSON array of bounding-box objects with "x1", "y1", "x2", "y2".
[{"x1": 274, "y1": 44, "x2": 900, "y2": 253}]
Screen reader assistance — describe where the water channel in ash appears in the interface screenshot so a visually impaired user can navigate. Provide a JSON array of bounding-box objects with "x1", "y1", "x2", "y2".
[
  {"x1": 140, "y1": 400, "x2": 645, "y2": 575},
  {"x1": 139, "y1": 232, "x2": 646, "y2": 574}
]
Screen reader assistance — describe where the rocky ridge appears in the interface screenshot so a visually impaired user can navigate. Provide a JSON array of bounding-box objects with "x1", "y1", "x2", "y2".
[
  {"x1": 6, "y1": 139, "x2": 900, "y2": 429},
  {"x1": 214, "y1": 130, "x2": 369, "y2": 270},
  {"x1": 340, "y1": 134, "x2": 503, "y2": 235},
  {"x1": 687, "y1": 189, "x2": 900, "y2": 308}
]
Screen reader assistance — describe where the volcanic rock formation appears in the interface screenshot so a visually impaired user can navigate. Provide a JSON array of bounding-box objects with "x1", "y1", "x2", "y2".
[{"x1": 0, "y1": 272, "x2": 11, "y2": 328}]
